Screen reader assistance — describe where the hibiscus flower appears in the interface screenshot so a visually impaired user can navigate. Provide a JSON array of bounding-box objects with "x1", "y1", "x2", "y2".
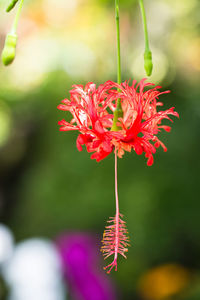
[
  {"x1": 58, "y1": 79, "x2": 178, "y2": 273},
  {"x1": 58, "y1": 79, "x2": 178, "y2": 166}
]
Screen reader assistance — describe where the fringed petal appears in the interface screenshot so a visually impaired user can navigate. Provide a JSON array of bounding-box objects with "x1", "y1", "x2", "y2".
[{"x1": 58, "y1": 80, "x2": 178, "y2": 165}]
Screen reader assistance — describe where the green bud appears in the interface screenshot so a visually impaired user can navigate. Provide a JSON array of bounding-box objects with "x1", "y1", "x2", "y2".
[
  {"x1": 1, "y1": 34, "x2": 18, "y2": 66},
  {"x1": 144, "y1": 50, "x2": 153, "y2": 76},
  {"x1": 6, "y1": 0, "x2": 19, "y2": 12}
]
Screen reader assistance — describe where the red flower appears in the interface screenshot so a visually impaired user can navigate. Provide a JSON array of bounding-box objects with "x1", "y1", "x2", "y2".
[
  {"x1": 107, "y1": 79, "x2": 179, "y2": 166},
  {"x1": 58, "y1": 82, "x2": 114, "y2": 162},
  {"x1": 58, "y1": 79, "x2": 178, "y2": 166}
]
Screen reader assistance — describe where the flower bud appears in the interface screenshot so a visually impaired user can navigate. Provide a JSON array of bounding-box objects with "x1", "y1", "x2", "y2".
[
  {"x1": 144, "y1": 50, "x2": 153, "y2": 76},
  {"x1": 1, "y1": 33, "x2": 17, "y2": 66}
]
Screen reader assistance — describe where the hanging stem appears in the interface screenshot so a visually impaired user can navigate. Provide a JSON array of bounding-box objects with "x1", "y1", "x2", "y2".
[
  {"x1": 138, "y1": 0, "x2": 153, "y2": 76},
  {"x1": 138, "y1": 0, "x2": 150, "y2": 52},
  {"x1": 114, "y1": 151, "x2": 119, "y2": 217},
  {"x1": 11, "y1": 0, "x2": 24, "y2": 34},
  {"x1": 111, "y1": 0, "x2": 123, "y2": 131},
  {"x1": 115, "y1": 0, "x2": 122, "y2": 88},
  {"x1": 101, "y1": 150, "x2": 129, "y2": 273},
  {"x1": 114, "y1": 150, "x2": 119, "y2": 260}
]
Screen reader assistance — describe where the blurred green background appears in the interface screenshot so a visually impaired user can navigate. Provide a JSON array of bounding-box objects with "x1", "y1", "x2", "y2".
[{"x1": 0, "y1": 0, "x2": 200, "y2": 299}]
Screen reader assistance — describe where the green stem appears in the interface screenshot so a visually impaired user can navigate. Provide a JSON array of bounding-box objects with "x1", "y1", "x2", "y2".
[
  {"x1": 138, "y1": 0, "x2": 153, "y2": 76},
  {"x1": 115, "y1": 0, "x2": 121, "y2": 86},
  {"x1": 10, "y1": 0, "x2": 24, "y2": 34},
  {"x1": 6, "y1": 0, "x2": 19, "y2": 13},
  {"x1": 138, "y1": 0, "x2": 150, "y2": 52},
  {"x1": 111, "y1": 0, "x2": 123, "y2": 131}
]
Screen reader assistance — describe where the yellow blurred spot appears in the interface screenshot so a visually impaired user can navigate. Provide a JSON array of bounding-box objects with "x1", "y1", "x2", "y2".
[
  {"x1": 138, "y1": 263, "x2": 190, "y2": 300},
  {"x1": 131, "y1": 48, "x2": 171, "y2": 85},
  {"x1": 165, "y1": 0, "x2": 198, "y2": 17},
  {"x1": 187, "y1": 38, "x2": 200, "y2": 72}
]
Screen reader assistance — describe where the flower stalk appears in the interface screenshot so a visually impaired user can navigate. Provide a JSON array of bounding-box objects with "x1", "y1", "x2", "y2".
[
  {"x1": 11, "y1": 0, "x2": 24, "y2": 35},
  {"x1": 101, "y1": 152, "x2": 130, "y2": 273},
  {"x1": 111, "y1": 0, "x2": 123, "y2": 132},
  {"x1": 138, "y1": 0, "x2": 153, "y2": 76},
  {"x1": 114, "y1": 152, "x2": 119, "y2": 224}
]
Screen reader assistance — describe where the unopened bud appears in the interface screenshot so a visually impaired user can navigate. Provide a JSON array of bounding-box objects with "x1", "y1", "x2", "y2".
[
  {"x1": 144, "y1": 50, "x2": 153, "y2": 76},
  {"x1": 1, "y1": 33, "x2": 17, "y2": 66}
]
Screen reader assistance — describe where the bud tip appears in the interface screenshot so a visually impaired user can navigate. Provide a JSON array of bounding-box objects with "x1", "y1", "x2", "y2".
[
  {"x1": 144, "y1": 50, "x2": 153, "y2": 77},
  {"x1": 1, "y1": 33, "x2": 17, "y2": 66}
]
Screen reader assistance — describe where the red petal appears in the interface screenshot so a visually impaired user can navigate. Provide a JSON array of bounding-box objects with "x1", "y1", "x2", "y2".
[
  {"x1": 76, "y1": 135, "x2": 84, "y2": 151},
  {"x1": 147, "y1": 155, "x2": 154, "y2": 166}
]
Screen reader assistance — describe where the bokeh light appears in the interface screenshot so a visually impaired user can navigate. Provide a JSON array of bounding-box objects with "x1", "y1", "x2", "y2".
[
  {"x1": 3, "y1": 239, "x2": 66, "y2": 300},
  {"x1": 0, "y1": 224, "x2": 14, "y2": 265},
  {"x1": 138, "y1": 264, "x2": 190, "y2": 300}
]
